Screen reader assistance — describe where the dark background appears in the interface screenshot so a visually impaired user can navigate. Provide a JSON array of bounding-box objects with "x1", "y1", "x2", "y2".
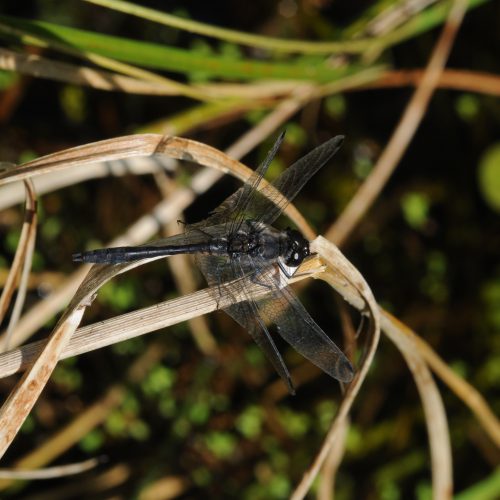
[{"x1": 0, "y1": 1, "x2": 499, "y2": 498}]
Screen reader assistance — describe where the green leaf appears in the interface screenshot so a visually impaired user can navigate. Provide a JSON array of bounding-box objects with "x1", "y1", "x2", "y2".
[{"x1": 0, "y1": 15, "x2": 370, "y2": 83}]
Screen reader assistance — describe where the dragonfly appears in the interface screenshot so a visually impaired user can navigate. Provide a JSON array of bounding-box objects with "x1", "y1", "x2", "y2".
[{"x1": 73, "y1": 132, "x2": 354, "y2": 393}]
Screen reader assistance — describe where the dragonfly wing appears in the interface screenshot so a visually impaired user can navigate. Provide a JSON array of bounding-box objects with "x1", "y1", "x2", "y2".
[
  {"x1": 251, "y1": 264, "x2": 354, "y2": 383},
  {"x1": 189, "y1": 131, "x2": 285, "y2": 232},
  {"x1": 251, "y1": 135, "x2": 344, "y2": 226},
  {"x1": 224, "y1": 298, "x2": 295, "y2": 394},
  {"x1": 196, "y1": 252, "x2": 295, "y2": 393}
]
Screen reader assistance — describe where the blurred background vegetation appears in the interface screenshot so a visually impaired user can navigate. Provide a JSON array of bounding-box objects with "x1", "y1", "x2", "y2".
[{"x1": 0, "y1": 0, "x2": 499, "y2": 498}]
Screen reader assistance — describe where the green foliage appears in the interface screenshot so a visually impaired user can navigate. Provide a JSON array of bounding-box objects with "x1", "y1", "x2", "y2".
[
  {"x1": 112, "y1": 337, "x2": 145, "y2": 355},
  {"x1": 324, "y1": 94, "x2": 347, "y2": 120},
  {"x1": 481, "y1": 278, "x2": 500, "y2": 329},
  {"x1": 0, "y1": 69, "x2": 18, "y2": 89},
  {"x1": 455, "y1": 468, "x2": 500, "y2": 500},
  {"x1": 52, "y1": 358, "x2": 82, "y2": 391},
  {"x1": 204, "y1": 431, "x2": 237, "y2": 459},
  {"x1": 419, "y1": 251, "x2": 448, "y2": 303},
  {"x1": 401, "y1": 192, "x2": 430, "y2": 230},
  {"x1": 98, "y1": 279, "x2": 139, "y2": 311},
  {"x1": 315, "y1": 399, "x2": 337, "y2": 433},
  {"x1": 456, "y1": 94, "x2": 481, "y2": 122},
  {"x1": 284, "y1": 122, "x2": 307, "y2": 148},
  {"x1": 20, "y1": 414, "x2": 35, "y2": 434},
  {"x1": 375, "y1": 451, "x2": 427, "y2": 500},
  {"x1": 245, "y1": 467, "x2": 291, "y2": 499},
  {"x1": 41, "y1": 216, "x2": 62, "y2": 241},
  {"x1": 192, "y1": 467, "x2": 212, "y2": 487},
  {"x1": 5, "y1": 228, "x2": 21, "y2": 254},
  {"x1": 141, "y1": 365, "x2": 176, "y2": 397},
  {"x1": 236, "y1": 405, "x2": 264, "y2": 438},
  {"x1": 278, "y1": 408, "x2": 311, "y2": 439},
  {"x1": 478, "y1": 143, "x2": 500, "y2": 212},
  {"x1": 60, "y1": 85, "x2": 87, "y2": 123},
  {"x1": 79, "y1": 429, "x2": 105, "y2": 453}
]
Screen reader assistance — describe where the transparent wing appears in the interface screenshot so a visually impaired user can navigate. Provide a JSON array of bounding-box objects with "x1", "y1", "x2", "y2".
[
  {"x1": 190, "y1": 131, "x2": 285, "y2": 233},
  {"x1": 251, "y1": 262, "x2": 354, "y2": 383},
  {"x1": 251, "y1": 135, "x2": 344, "y2": 226},
  {"x1": 224, "y1": 297, "x2": 295, "y2": 394},
  {"x1": 189, "y1": 135, "x2": 343, "y2": 239},
  {"x1": 196, "y1": 251, "x2": 295, "y2": 393}
]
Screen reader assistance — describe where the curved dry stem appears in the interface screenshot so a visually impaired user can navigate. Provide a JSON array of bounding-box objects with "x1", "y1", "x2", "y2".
[
  {"x1": 367, "y1": 68, "x2": 500, "y2": 96},
  {"x1": 0, "y1": 304, "x2": 85, "y2": 459},
  {"x1": 0, "y1": 155, "x2": 177, "y2": 212},
  {"x1": 0, "y1": 343, "x2": 163, "y2": 491},
  {"x1": 381, "y1": 309, "x2": 500, "y2": 448},
  {"x1": 318, "y1": 416, "x2": 349, "y2": 500},
  {"x1": 0, "y1": 180, "x2": 37, "y2": 350},
  {"x1": 0, "y1": 134, "x2": 311, "y2": 235},
  {"x1": 291, "y1": 236, "x2": 380, "y2": 500},
  {"x1": 0, "y1": 48, "x2": 189, "y2": 96},
  {"x1": 0, "y1": 457, "x2": 100, "y2": 480},
  {"x1": 381, "y1": 310, "x2": 453, "y2": 499}
]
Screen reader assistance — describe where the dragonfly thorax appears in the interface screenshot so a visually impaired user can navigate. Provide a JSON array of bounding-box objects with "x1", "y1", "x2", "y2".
[{"x1": 226, "y1": 223, "x2": 281, "y2": 261}]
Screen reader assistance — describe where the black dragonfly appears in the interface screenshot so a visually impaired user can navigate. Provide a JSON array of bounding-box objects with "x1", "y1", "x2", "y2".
[{"x1": 73, "y1": 132, "x2": 354, "y2": 393}]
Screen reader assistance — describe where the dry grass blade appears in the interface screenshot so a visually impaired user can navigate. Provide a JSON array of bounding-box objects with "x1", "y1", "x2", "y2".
[
  {"x1": 138, "y1": 475, "x2": 190, "y2": 500},
  {"x1": 0, "y1": 134, "x2": 308, "y2": 232},
  {"x1": 381, "y1": 310, "x2": 453, "y2": 499},
  {"x1": 0, "y1": 48, "x2": 183, "y2": 96},
  {"x1": 291, "y1": 236, "x2": 380, "y2": 500},
  {"x1": 0, "y1": 134, "x2": 226, "y2": 185},
  {"x1": 0, "y1": 344, "x2": 164, "y2": 491},
  {"x1": 366, "y1": 0, "x2": 438, "y2": 36},
  {"x1": 0, "y1": 457, "x2": 100, "y2": 479},
  {"x1": 0, "y1": 23, "x2": 210, "y2": 102},
  {"x1": 0, "y1": 48, "x2": 301, "y2": 101},
  {"x1": 0, "y1": 267, "x2": 88, "y2": 350},
  {"x1": 0, "y1": 179, "x2": 37, "y2": 351},
  {"x1": 328, "y1": 0, "x2": 469, "y2": 246},
  {"x1": 10, "y1": 256, "x2": 332, "y2": 374},
  {"x1": 368, "y1": 69, "x2": 500, "y2": 96},
  {"x1": 318, "y1": 416, "x2": 349, "y2": 500},
  {"x1": 0, "y1": 155, "x2": 176, "y2": 212},
  {"x1": 0, "y1": 304, "x2": 85, "y2": 459},
  {"x1": 381, "y1": 309, "x2": 500, "y2": 448}
]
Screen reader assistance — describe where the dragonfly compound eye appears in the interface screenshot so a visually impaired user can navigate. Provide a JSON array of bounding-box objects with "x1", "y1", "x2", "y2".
[{"x1": 284, "y1": 229, "x2": 310, "y2": 267}]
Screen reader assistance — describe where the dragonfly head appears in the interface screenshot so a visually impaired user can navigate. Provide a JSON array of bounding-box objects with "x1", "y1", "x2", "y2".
[{"x1": 283, "y1": 229, "x2": 310, "y2": 267}]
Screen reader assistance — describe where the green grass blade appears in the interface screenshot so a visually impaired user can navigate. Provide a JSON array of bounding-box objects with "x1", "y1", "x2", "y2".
[
  {"x1": 84, "y1": 0, "x2": 489, "y2": 56},
  {"x1": 0, "y1": 15, "x2": 359, "y2": 82},
  {"x1": 454, "y1": 468, "x2": 500, "y2": 500},
  {"x1": 83, "y1": 0, "x2": 373, "y2": 55}
]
